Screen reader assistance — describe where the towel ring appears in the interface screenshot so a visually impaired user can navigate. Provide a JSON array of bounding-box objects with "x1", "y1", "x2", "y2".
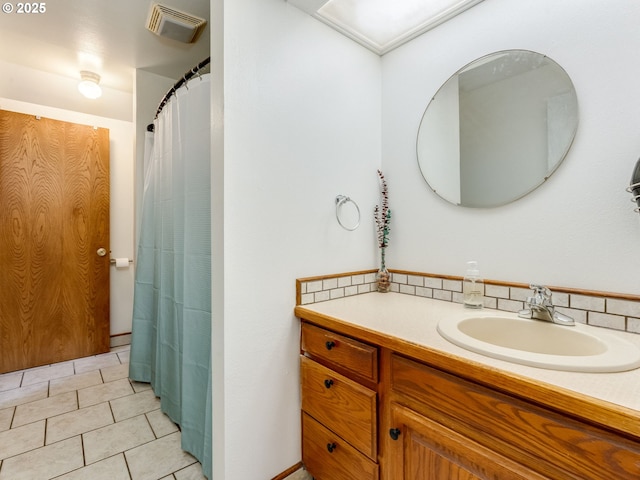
[{"x1": 335, "y1": 195, "x2": 360, "y2": 231}]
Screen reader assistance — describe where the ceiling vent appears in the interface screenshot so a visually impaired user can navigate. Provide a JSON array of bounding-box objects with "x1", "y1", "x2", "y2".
[{"x1": 146, "y1": 3, "x2": 207, "y2": 43}]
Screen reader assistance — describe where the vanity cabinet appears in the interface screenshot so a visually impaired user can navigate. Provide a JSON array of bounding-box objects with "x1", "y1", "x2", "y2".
[
  {"x1": 385, "y1": 354, "x2": 640, "y2": 479},
  {"x1": 298, "y1": 315, "x2": 640, "y2": 480},
  {"x1": 300, "y1": 323, "x2": 379, "y2": 480}
]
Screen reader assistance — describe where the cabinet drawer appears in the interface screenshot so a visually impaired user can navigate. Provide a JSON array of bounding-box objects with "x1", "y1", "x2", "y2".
[
  {"x1": 303, "y1": 413, "x2": 378, "y2": 480},
  {"x1": 301, "y1": 355, "x2": 377, "y2": 459},
  {"x1": 301, "y1": 323, "x2": 378, "y2": 382},
  {"x1": 390, "y1": 354, "x2": 640, "y2": 479}
]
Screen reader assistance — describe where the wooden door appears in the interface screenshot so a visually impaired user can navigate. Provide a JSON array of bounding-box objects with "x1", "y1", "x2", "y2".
[
  {"x1": 387, "y1": 404, "x2": 550, "y2": 480},
  {"x1": 0, "y1": 110, "x2": 110, "y2": 373}
]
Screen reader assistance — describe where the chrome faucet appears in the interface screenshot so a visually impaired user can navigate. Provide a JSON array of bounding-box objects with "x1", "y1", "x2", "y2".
[{"x1": 518, "y1": 284, "x2": 575, "y2": 326}]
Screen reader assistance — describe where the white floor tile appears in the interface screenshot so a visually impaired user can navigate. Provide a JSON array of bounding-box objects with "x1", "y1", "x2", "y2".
[
  {"x1": 21, "y1": 362, "x2": 75, "y2": 386},
  {"x1": 0, "y1": 372, "x2": 23, "y2": 393},
  {"x1": 100, "y1": 363, "x2": 130, "y2": 383},
  {"x1": 77, "y1": 378, "x2": 134, "y2": 408},
  {"x1": 146, "y1": 408, "x2": 179, "y2": 438},
  {"x1": 49, "y1": 370, "x2": 102, "y2": 397},
  {"x1": 54, "y1": 453, "x2": 131, "y2": 480},
  {"x1": 110, "y1": 388, "x2": 160, "y2": 422},
  {"x1": 125, "y1": 431, "x2": 196, "y2": 480},
  {"x1": 12, "y1": 391, "x2": 77, "y2": 428},
  {"x1": 0, "y1": 420, "x2": 44, "y2": 461},
  {"x1": 74, "y1": 353, "x2": 121, "y2": 374},
  {"x1": 110, "y1": 344, "x2": 132, "y2": 353},
  {"x1": 131, "y1": 380, "x2": 153, "y2": 393},
  {"x1": 0, "y1": 345, "x2": 205, "y2": 480},
  {"x1": 117, "y1": 349, "x2": 131, "y2": 364},
  {"x1": 174, "y1": 462, "x2": 208, "y2": 480},
  {"x1": 83, "y1": 414, "x2": 155, "y2": 465},
  {"x1": 0, "y1": 383, "x2": 48, "y2": 410},
  {"x1": 0, "y1": 407, "x2": 13, "y2": 432},
  {"x1": 0, "y1": 435, "x2": 83, "y2": 480},
  {"x1": 46, "y1": 402, "x2": 113, "y2": 445}
]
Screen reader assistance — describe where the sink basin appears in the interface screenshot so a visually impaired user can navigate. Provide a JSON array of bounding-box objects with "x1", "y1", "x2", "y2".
[{"x1": 437, "y1": 315, "x2": 640, "y2": 372}]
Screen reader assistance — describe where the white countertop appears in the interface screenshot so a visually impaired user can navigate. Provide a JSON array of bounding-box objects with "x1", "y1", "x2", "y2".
[{"x1": 297, "y1": 292, "x2": 640, "y2": 412}]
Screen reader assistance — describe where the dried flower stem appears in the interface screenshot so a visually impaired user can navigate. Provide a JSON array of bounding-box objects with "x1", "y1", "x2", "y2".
[{"x1": 374, "y1": 170, "x2": 391, "y2": 270}]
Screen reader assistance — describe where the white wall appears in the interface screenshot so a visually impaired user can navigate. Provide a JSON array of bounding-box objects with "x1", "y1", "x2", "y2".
[
  {"x1": 382, "y1": 0, "x2": 640, "y2": 295},
  {"x1": 214, "y1": 0, "x2": 381, "y2": 477},
  {"x1": 0, "y1": 97, "x2": 135, "y2": 336}
]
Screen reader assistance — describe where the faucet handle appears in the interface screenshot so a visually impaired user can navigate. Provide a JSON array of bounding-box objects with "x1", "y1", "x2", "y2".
[
  {"x1": 529, "y1": 284, "x2": 552, "y2": 303},
  {"x1": 529, "y1": 283, "x2": 551, "y2": 298}
]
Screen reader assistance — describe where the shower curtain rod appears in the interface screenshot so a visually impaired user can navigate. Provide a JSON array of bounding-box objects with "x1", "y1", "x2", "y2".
[{"x1": 146, "y1": 56, "x2": 211, "y2": 132}]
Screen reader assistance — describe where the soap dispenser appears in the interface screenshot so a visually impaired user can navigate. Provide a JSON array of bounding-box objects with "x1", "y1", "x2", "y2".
[{"x1": 463, "y1": 261, "x2": 484, "y2": 309}]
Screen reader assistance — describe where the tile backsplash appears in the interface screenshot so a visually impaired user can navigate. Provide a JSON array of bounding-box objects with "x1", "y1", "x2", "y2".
[{"x1": 297, "y1": 270, "x2": 640, "y2": 335}]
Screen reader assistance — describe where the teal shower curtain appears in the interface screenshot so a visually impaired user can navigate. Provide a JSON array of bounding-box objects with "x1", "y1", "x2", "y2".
[{"x1": 129, "y1": 74, "x2": 212, "y2": 478}]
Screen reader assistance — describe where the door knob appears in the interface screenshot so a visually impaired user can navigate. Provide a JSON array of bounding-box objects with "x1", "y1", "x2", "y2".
[{"x1": 97, "y1": 248, "x2": 107, "y2": 257}]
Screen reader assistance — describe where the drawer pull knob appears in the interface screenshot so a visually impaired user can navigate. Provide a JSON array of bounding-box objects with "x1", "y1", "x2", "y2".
[
  {"x1": 389, "y1": 428, "x2": 401, "y2": 441},
  {"x1": 327, "y1": 442, "x2": 337, "y2": 453},
  {"x1": 325, "y1": 340, "x2": 336, "y2": 350},
  {"x1": 324, "y1": 379, "x2": 334, "y2": 389}
]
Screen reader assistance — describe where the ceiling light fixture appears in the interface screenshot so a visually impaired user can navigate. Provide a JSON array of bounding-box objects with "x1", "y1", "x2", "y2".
[
  {"x1": 288, "y1": 0, "x2": 484, "y2": 55},
  {"x1": 78, "y1": 71, "x2": 102, "y2": 99}
]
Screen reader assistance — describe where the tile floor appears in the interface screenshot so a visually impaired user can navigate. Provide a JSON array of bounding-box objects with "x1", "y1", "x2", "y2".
[
  {"x1": 0, "y1": 345, "x2": 206, "y2": 480},
  {"x1": 285, "y1": 469, "x2": 312, "y2": 480}
]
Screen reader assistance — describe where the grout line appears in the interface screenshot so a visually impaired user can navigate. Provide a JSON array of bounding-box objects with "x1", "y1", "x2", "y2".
[
  {"x1": 43, "y1": 417, "x2": 48, "y2": 447},
  {"x1": 8, "y1": 405, "x2": 16, "y2": 430},
  {"x1": 143, "y1": 411, "x2": 157, "y2": 439},
  {"x1": 107, "y1": 396, "x2": 116, "y2": 425},
  {"x1": 122, "y1": 451, "x2": 134, "y2": 480},
  {"x1": 80, "y1": 423, "x2": 87, "y2": 467}
]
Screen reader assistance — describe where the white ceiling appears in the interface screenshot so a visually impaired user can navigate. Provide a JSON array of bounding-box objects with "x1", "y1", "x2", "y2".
[
  {"x1": 288, "y1": 0, "x2": 483, "y2": 55},
  {"x1": 0, "y1": 0, "x2": 210, "y2": 93}
]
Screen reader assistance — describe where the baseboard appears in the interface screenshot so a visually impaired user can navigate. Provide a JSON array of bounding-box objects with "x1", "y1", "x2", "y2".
[
  {"x1": 271, "y1": 462, "x2": 303, "y2": 480},
  {"x1": 110, "y1": 332, "x2": 132, "y2": 347}
]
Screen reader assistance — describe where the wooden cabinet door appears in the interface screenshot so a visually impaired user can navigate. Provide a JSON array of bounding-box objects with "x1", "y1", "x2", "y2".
[
  {"x1": 387, "y1": 404, "x2": 550, "y2": 480},
  {"x1": 0, "y1": 110, "x2": 110, "y2": 373}
]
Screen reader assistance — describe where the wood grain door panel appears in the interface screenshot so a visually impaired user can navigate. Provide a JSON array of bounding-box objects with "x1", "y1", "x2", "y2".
[
  {"x1": 389, "y1": 404, "x2": 550, "y2": 480},
  {"x1": 0, "y1": 110, "x2": 110, "y2": 373}
]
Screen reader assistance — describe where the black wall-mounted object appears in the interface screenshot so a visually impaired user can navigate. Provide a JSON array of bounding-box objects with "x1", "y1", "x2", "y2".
[{"x1": 628, "y1": 157, "x2": 640, "y2": 211}]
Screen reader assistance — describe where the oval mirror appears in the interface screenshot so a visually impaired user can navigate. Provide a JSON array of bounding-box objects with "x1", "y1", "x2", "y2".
[{"x1": 416, "y1": 50, "x2": 578, "y2": 208}]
